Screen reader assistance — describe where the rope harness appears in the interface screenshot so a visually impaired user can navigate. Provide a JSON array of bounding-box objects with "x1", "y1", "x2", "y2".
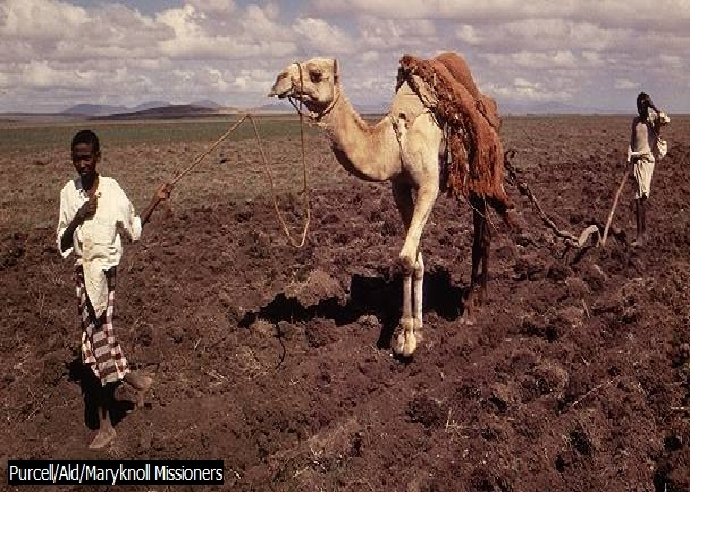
[
  {"x1": 165, "y1": 60, "x2": 596, "y2": 254},
  {"x1": 164, "y1": 73, "x2": 312, "y2": 248}
]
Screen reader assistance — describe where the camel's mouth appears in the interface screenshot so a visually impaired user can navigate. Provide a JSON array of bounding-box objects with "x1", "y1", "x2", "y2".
[
  {"x1": 269, "y1": 71, "x2": 307, "y2": 100},
  {"x1": 269, "y1": 70, "x2": 319, "y2": 103},
  {"x1": 269, "y1": 71, "x2": 291, "y2": 98},
  {"x1": 268, "y1": 85, "x2": 289, "y2": 99},
  {"x1": 268, "y1": 84, "x2": 314, "y2": 102}
]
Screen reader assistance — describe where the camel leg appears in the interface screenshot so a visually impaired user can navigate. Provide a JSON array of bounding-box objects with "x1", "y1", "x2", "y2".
[
  {"x1": 391, "y1": 180, "x2": 417, "y2": 357},
  {"x1": 463, "y1": 194, "x2": 490, "y2": 320},
  {"x1": 413, "y1": 251, "x2": 424, "y2": 334},
  {"x1": 392, "y1": 115, "x2": 441, "y2": 356},
  {"x1": 397, "y1": 185, "x2": 439, "y2": 355}
]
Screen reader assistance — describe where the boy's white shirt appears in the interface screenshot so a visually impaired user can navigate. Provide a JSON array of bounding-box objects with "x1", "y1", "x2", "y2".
[{"x1": 56, "y1": 175, "x2": 142, "y2": 315}]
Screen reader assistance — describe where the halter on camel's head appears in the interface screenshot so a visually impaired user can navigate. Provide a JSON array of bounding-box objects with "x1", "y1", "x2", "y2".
[{"x1": 268, "y1": 58, "x2": 341, "y2": 120}]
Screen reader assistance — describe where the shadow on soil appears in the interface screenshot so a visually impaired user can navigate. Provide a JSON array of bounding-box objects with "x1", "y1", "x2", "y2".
[
  {"x1": 237, "y1": 268, "x2": 466, "y2": 349},
  {"x1": 66, "y1": 357, "x2": 134, "y2": 430}
]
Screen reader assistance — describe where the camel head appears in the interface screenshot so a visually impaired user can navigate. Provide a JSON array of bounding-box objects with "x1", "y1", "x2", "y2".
[{"x1": 269, "y1": 57, "x2": 339, "y2": 116}]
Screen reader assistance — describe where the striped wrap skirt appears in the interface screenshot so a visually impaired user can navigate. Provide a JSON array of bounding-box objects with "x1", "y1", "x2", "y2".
[{"x1": 74, "y1": 264, "x2": 129, "y2": 386}]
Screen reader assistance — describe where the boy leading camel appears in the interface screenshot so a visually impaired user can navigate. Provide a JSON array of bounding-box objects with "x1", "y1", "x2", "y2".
[{"x1": 57, "y1": 129, "x2": 171, "y2": 449}]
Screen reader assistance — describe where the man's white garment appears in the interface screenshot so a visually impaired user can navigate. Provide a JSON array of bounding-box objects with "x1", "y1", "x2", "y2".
[
  {"x1": 628, "y1": 110, "x2": 670, "y2": 199},
  {"x1": 56, "y1": 176, "x2": 142, "y2": 316}
]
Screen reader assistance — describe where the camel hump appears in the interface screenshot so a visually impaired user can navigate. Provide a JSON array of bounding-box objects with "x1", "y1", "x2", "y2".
[
  {"x1": 433, "y1": 52, "x2": 501, "y2": 131},
  {"x1": 434, "y1": 52, "x2": 480, "y2": 100}
]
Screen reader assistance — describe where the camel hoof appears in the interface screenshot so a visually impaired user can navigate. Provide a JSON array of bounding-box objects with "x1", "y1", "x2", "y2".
[
  {"x1": 393, "y1": 329, "x2": 417, "y2": 357},
  {"x1": 459, "y1": 315, "x2": 476, "y2": 326},
  {"x1": 404, "y1": 332, "x2": 417, "y2": 355}
]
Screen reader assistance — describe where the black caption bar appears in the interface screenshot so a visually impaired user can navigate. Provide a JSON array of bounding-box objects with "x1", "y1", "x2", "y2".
[{"x1": 8, "y1": 459, "x2": 224, "y2": 486}]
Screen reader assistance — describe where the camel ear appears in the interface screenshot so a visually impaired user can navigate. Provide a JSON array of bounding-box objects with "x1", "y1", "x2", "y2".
[{"x1": 333, "y1": 59, "x2": 340, "y2": 84}]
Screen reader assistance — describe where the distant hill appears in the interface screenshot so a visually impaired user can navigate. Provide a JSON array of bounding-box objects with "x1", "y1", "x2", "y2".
[
  {"x1": 61, "y1": 103, "x2": 131, "y2": 116},
  {"x1": 190, "y1": 100, "x2": 222, "y2": 109},
  {"x1": 134, "y1": 100, "x2": 172, "y2": 110},
  {"x1": 99, "y1": 104, "x2": 241, "y2": 120},
  {"x1": 56, "y1": 98, "x2": 631, "y2": 119},
  {"x1": 251, "y1": 102, "x2": 294, "y2": 113},
  {"x1": 61, "y1": 100, "x2": 223, "y2": 117}
]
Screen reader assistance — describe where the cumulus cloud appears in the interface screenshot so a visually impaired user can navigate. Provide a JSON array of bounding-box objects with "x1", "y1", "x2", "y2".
[
  {"x1": 157, "y1": 4, "x2": 297, "y2": 60},
  {"x1": 456, "y1": 18, "x2": 686, "y2": 56},
  {"x1": 187, "y1": 0, "x2": 236, "y2": 13},
  {"x1": 20, "y1": 60, "x2": 95, "y2": 89},
  {"x1": 490, "y1": 78, "x2": 574, "y2": 102},
  {"x1": 0, "y1": 0, "x2": 690, "y2": 113},
  {"x1": 1, "y1": 0, "x2": 88, "y2": 40},
  {"x1": 309, "y1": 0, "x2": 689, "y2": 29},
  {"x1": 484, "y1": 50, "x2": 579, "y2": 70},
  {"x1": 357, "y1": 16, "x2": 437, "y2": 50},
  {"x1": 292, "y1": 17, "x2": 355, "y2": 54},
  {"x1": 359, "y1": 50, "x2": 380, "y2": 65},
  {"x1": 615, "y1": 78, "x2": 640, "y2": 90}
]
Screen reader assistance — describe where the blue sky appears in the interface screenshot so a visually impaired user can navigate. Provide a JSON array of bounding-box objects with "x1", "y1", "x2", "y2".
[{"x1": 0, "y1": 0, "x2": 691, "y2": 114}]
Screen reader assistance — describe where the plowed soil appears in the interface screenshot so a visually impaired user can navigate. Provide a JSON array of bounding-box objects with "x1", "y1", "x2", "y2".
[{"x1": 0, "y1": 115, "x2": 689, "y2": 491}]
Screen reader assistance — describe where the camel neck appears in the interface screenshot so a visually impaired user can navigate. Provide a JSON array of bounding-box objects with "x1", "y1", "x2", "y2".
[{"x1": 319, "y1": 91, "x2": 402, "y2": 182}]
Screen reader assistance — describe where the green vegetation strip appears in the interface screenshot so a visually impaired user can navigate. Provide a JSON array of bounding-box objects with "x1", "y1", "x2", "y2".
[{"x1": 0, "y1": 115, "x2": 318, "y2": 150}]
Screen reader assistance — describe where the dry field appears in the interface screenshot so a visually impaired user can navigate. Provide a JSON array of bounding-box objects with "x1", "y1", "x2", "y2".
[{"x1": 0, "y1": 114, "x2": 689, "y2": 491}]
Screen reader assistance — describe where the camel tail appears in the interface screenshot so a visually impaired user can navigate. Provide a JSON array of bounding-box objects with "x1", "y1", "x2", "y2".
[{"x1": 477, "y1": 148, "x2": 518, "y2": 230}]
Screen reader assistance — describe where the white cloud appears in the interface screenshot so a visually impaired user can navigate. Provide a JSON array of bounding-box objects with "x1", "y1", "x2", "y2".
[
  {"x1": 579, "y1": 51, "x2": 606, "y2": 67},
  {"x1": 357, "y1": 16, "x2": 437, "y2": 50},
  {"x1": 511, "y1": 77, "x2": 540, "y2": 92},
  {"x1": 490, "y1": 76, "x2": 574, "y2": 102},
  {"x1": 485, "y1": 50, "x2": 579, "y2": 70},
  {"x1": 0, "y1": 0, "x2": 690, "y2": 113},
  {"x1": 1, "y1": 0, "x2": 88, "y2": 40},
  {"x1": 309, "y1": 0, "x2": 689, "y2": 30},
  {"x1": 456, "y1": 24, "x2": 482, "y2": 45},
  {"x1": 359, "y1": 51, "x2": 380, "y2": 65},
  {"x1": 156, "y1": 3, "x2": 296, "y2": 60},
  {"x1": 456, "y1": 18, "x2": 686, "y2": 56},
  {"x1": 615, "y1": 78, "x2": 640, "y2": 90},
  {"x1": 187, "y1": 0, "x2": 236, "y2": 13},
  {"x1": 658, "y1": 54, "x2": 684, "y2": 68},
  {"x1": 20, "y1": 60, "x2": 95, "y2": 89},
  {"x1": 292, "y1": 17, "x2": 355, "y2": 54}
]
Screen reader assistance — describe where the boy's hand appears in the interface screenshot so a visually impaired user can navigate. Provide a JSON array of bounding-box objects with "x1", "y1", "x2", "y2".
[{"x1": 76, "y1": 194, "x2": 98, "y2": 221}]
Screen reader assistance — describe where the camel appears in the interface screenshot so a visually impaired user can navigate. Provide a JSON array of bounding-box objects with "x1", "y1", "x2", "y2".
[{"x1": 269, "y1": 54, "x2": 512, "y2": 356}]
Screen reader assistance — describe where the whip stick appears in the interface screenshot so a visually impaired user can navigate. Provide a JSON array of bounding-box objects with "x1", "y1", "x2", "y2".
[{"x1": 601, "y1": 163, "x2": 630, "y2": 247}]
